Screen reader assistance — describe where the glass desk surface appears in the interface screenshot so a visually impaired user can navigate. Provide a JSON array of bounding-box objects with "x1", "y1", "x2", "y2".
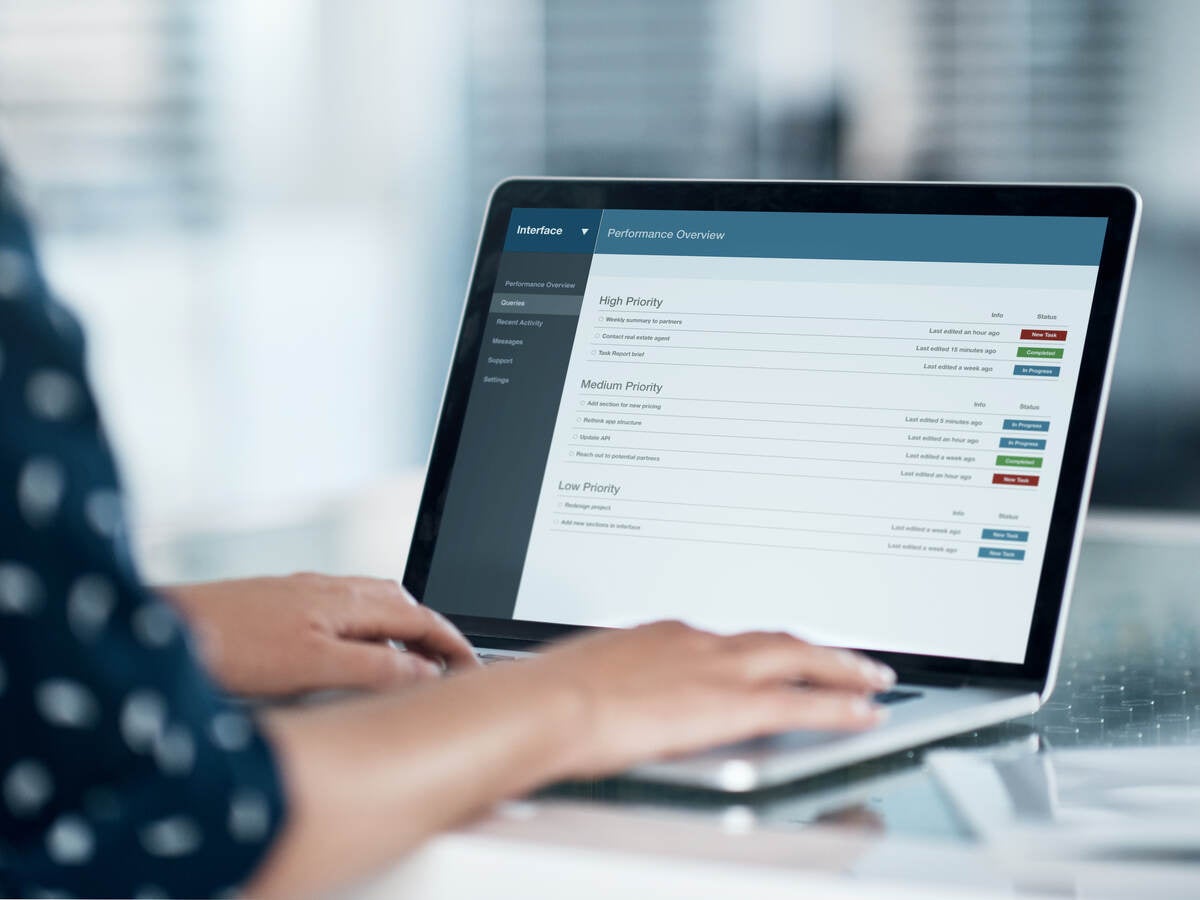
[{"x1": 142, "y1": 490, "x2": 1200, "y2": 897}]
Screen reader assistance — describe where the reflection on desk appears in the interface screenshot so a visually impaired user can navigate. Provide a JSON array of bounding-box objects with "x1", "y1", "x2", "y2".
[{"x1": 929, "y1": 746, "x2": 1200, "y2": 863}]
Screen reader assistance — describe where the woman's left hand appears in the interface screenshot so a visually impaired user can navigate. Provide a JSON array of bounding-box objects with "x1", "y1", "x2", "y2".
[{"x1": 161, "y1": 574, "x2": 479, "y2": 697}]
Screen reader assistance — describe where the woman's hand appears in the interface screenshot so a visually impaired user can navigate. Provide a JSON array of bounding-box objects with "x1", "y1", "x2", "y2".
[
  {"x1": 519, "y1": 620, "x2": 896, "y2": 778},
  {"x1": 251, "y1": 619, "x2": 894, "y2": 897},
  {"x1": 161, "y1": 574, "x2": 479, "y2": 697}
]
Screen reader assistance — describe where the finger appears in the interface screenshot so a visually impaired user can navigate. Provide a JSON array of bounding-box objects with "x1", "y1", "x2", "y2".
[
  {"x1": 341, "y1": 580, "x2": 480, "y2": 670},
  {"x1": 650, "y1": 687, "x2": 888, "y2": 762},
  {"x1": 721, "y1": 632, "x2": 895, "y2": 691},
  {"x1": 314, "y1": 637, "x2": 442, "y2": 691},
  {"x1": 399, "y1": 606, "x2": 482, "y2": 671},
  {"x1": 751, "y1": 687, "x2": 888, "y2": 734}
]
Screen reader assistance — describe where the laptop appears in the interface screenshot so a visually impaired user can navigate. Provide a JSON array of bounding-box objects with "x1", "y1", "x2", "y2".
[{"x1": 404, "y1": 178, "x2": 1141, "y2": 791}]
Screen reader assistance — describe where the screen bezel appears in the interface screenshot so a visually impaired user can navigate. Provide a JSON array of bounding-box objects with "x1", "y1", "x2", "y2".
[{"x1": 404, "y1": 178, "x2": 1139, "y2": 691}]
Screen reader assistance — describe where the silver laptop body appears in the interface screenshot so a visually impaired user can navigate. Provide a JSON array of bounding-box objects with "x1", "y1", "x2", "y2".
[{"x1": 406, "y1": 179, "x2": 1142, "y2": 791}]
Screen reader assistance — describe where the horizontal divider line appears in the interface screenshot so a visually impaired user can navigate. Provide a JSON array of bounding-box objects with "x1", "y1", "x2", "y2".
[
  {"x1": 555, "y1": 511, "x2": 987, "y2": 543},
  {"x1": 555, "y1": 494, "x2": 1014, "y2": 529},
  {"x1": 577, "y1": 393, "x2": 1030, "y2": 417},
  {"x1": 577, "y1": 410, "x2": 1008, "y2": 433},
  {"x1": 574, "y1": 427, "x2": 993, "y2": 451},
  {"x1": 546, "y1": 528, "x2": 1014, "y2": 561},
  {"x1": 592, "y1": 325, "x2": 1025, "y2": 344},
  {"x1": 563, "y1": 460, "x2": 1005, "y2": 488},
  {"x1": 567, "y1": 444, "x2": 996, "y2": 470},
  {"x1": 592, "y1": 359, "x2": 1043, "y2": 380},
  {"x1": 631, "y1": 311, "x2": 1057, "y2": 327},
  {"x1": 590, "y1": 343, "x2": 1020, "y2": 363}
]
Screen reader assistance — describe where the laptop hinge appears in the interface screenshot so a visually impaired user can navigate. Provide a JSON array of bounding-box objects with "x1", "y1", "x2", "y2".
[
  {"x1": 899, "y1": 671, "x2": 971, "y2": 689},
  {"x1": 897, "y1": 670, "x2": 1037, "y2": 692},
  {"x1": 465, "y1": 634, "x2": 543, "y2": 652}
]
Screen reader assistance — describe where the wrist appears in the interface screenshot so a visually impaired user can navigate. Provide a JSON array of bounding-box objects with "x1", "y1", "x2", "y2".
[
  {"x1": 152, "y1": 583, "x2": 235, "y2": 688},
  {"x1": 154, "y1": 582, "x2": 203, "y2": 617},
  {"x1": 537, "y1": 677, "x2": 595, "y2": 783},
  {"x1": 479, "y1": 662, "x2": 594, "y2": 788}
]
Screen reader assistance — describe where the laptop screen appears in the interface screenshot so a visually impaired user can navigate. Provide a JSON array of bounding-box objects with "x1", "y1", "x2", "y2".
[{"x1": 420, "y1": 206, "x2": 1109, "y2": 665}]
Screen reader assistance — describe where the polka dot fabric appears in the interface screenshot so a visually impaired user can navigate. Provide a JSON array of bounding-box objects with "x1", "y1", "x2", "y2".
[{"x1": 0, "y1": 175, "x2": 286, "y2": 897}]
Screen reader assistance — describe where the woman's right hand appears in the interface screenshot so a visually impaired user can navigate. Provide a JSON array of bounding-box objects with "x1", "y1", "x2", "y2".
[
  {"x1": 251, "y1": 620, "x2": 896, "y2": 897},
  {"x1": 509, "y1": 620, "x2": 896, "y2": 779}
]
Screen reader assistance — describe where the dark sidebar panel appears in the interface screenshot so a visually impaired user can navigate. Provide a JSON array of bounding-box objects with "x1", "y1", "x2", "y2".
[{"x1": 422, "y1": 251, "x2": 593, "y2": 618}]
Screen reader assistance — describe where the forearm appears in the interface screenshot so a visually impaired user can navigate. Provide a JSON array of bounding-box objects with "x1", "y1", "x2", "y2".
[{"x1": 245, "y1": 665, "x2": 585, "y2": 897}]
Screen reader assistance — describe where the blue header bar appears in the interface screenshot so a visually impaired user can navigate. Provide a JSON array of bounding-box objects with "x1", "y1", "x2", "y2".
[
  {"x1": 504, "y1": 208, "x2": 603, "y2": 253},
  {"x1": 596, "y1": 210, "x2": 1107, "y2": 265},
  {"x1": 504, "y1": 207, "x2": 1107, "y2": 266}
]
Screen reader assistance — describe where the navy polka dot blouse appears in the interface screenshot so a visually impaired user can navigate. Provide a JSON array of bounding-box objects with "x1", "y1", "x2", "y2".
[{"x1": 0, "y1": 174, "x2": 286, "y2": 897}]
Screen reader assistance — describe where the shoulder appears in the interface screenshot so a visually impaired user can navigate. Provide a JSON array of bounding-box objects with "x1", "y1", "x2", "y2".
[
  {"x1": 0, "y1": 160, "x2": 85, "y2": 373},
  {"x1": 0, "y1": 155, "x2": 53, "y2": 306}
]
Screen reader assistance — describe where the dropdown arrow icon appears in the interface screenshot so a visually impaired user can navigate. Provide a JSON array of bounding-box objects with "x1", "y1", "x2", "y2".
[{"x1": 581, "y1": 228, "x2": 589, "y2": 235}]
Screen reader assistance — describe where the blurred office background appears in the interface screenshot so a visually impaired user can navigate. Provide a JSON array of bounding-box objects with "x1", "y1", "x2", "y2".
[{"x1": 1, "y1": 0, "x2": 1197, "y2": 568}]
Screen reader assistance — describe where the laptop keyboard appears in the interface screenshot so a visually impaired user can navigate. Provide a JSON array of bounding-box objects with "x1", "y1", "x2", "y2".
[
  {"x1": 478, "y1": 649, "x2": 925, "y2": 708},
  {"x1": 873, "y1": 689, "x2": 923, "y2": 705},
  {"x1": 477, "y1": 651, "x2": 517, "y2": 664}
]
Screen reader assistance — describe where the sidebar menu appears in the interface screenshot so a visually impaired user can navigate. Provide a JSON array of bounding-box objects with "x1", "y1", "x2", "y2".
[{"x1": 422, "y1": 250, "x2": 594, "y2": 616}]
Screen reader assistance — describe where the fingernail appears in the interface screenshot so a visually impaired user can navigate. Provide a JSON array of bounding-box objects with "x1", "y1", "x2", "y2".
[
  {"x1": 846, "y1": 651, "x2": 872, "y2": 673},
  {"x1": 852, "y1": 698, "x2": 889, "y2": 722},
  {"x1": 876, "y1": 663, "x2": 897, "y2": 688},
  {"x1": 854, "y1": 655, "x2": 893, "y2": 687}
]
